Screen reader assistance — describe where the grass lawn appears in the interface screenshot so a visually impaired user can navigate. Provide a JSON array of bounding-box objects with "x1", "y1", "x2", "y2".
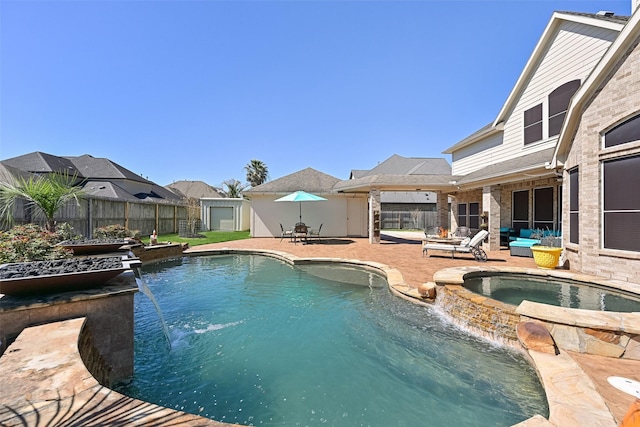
[{"x1": 140, "y1": 230, "x2": 251, "y2": 247}]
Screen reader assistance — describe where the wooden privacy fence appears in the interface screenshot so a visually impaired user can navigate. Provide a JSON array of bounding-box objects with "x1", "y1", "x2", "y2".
[{"x1": 6, "y1": 197, "x2": 187, "y2": 238}]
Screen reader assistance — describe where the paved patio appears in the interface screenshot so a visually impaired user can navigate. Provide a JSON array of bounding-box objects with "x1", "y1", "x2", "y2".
[{"x1": 192, "y1": 231, "x2": 540, "y2": 288}]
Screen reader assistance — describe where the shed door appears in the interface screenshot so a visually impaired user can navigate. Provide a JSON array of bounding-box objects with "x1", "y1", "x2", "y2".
[{"x1": 210, "y1": 207, "x2": 234, "y2": 231}]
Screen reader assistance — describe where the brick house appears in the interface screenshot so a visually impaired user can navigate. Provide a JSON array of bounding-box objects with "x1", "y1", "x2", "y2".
[{"x1": 551, "y1": 9, "x2": 640, "y2": 280}]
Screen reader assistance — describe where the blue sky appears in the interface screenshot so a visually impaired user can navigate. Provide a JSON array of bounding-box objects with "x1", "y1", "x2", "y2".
[{"x1": 1, "y1": 0, "x2": 632, "y2": 188}]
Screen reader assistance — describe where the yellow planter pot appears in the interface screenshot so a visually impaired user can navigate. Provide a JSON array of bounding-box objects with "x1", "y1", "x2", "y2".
[{"x1": 531, "y1": 246, "x2": 563, "y2": 269}]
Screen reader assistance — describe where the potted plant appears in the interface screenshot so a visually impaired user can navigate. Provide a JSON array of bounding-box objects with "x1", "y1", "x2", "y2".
[{"x1": 531, "y1": 244, "x2": 563, "y2": 269}]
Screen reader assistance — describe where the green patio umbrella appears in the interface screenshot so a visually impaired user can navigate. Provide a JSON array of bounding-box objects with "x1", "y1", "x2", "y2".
[{"x1": 275, "y1": 190, "x2": 327, "y2": 224}]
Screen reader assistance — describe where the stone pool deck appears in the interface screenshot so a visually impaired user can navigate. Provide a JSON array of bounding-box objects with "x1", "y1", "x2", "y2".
[{"x1": 1, "y1": 232, "x2": 639, "y2": 426}]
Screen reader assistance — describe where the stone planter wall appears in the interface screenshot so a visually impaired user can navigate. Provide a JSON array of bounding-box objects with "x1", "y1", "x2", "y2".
[
  {"x1": 0, "y1": 271, "x2": 138, "y2": 386},
  {"x1": 130, "y1": 243, "x2": 185, "y2": 264}
]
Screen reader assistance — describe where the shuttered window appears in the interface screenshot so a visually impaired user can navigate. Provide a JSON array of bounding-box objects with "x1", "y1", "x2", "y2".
[
  {"x1": 569, "y1": 168, "x2": 579, "y2": 244},
  {"x1": 604, "y1": 114, "x2": 640, "y2": 148},
  {"x1": 548, "y1": 80, "x2": 580, "y2": 137},
  {"x1": 603, "y1": 155, "x2": 640, "y2": 251},
  {"x1": 524, "y1": 104, "x2": 543, "y2": 145}
]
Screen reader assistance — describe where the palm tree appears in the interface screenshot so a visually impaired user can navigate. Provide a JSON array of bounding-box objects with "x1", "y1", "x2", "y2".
[
  {"x1": 245, "y1": 160, "x2": 269, "y2": 187},
  {"x1": 0, "y1": 170, "x2": 85, "y2": 232},
  {"x1": 223, "y1": 179, "x2": 247, "y2": 198}
]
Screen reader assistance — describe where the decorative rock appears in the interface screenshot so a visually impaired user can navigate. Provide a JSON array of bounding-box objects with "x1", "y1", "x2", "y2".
[
  {"x1": 517, "y1": 321, "x2": 558, "y2": 355},
  {"x1": 417, "y1": 282, "x2": 437, "y2": 299}
]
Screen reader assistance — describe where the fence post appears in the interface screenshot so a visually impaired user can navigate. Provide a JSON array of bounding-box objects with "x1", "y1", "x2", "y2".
[{"x1": 124, "y1": 202, "x2": 129, "y2": 231}]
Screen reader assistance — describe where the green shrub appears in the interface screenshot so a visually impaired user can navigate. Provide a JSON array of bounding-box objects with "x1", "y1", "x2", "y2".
[
  {"x1": 0, "y1": 224, "x2": 72, "y2": 263},
  {"x1": 93, "y1": 224, "x2": 139, "y2": 239}
]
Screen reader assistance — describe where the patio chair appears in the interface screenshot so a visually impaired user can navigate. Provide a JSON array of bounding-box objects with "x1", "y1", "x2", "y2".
[
  {"x1": 308, "y1": 224, "x2": 323, "y2": 242},
  {"x1": 452, "y1": 226, "x2": 471, "y2": 238},
  {"x1": 422, "y1": 230, "x2": 489, "y2": 262},
  {"x1": 293, "y1": 223, "x2": 308, "y2": 245},
  {"x1": 280, "y1": 223, "x2": 294, "y2": 242}
]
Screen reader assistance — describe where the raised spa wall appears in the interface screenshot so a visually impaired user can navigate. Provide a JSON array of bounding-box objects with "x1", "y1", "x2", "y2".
[{"x1": 433, "y1": 266, "x2": 640, "y2": 360}]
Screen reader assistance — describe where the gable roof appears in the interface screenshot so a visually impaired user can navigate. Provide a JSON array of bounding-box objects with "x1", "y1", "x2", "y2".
[
  {"x1": 244, "y1": 167, "x2": 341, "y2": 195},
  {"x1": 443, "y1": 11, "x2": 628, "y2": 154},
  {"x1": 361, "y1": 154, "x2": 451, "y2": 176},
  {"x1": 166, "y1": 180, "x2": 225, "y2": 199},
  {"x1": 493, "y1": 11, "x2": 627, "y2": 128},
  {"x1": 335, "y1": 155, "x2": 454, "y2": 193},
  {"x1": 552, "y1": 8, "x2": 640, "y2": 166}
]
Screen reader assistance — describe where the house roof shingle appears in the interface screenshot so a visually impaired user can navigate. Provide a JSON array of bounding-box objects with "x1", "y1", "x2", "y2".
[
  {"x1": 244, "y1": 167, "x2": 340, "y2": 195},
  {"x1": 166, "y1": 180, "x2": 225, "y2": 199}
]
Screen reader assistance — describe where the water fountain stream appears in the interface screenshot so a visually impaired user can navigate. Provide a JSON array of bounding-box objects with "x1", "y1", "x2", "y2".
[{"x1": 134, "y1": 266, "x2": 172, "y2": 350}]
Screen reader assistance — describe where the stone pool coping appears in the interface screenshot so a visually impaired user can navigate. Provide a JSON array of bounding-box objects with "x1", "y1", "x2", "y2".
[
  {"x1": 433, "y1": 265, "x2": 640, "y2": 336},
  {"x1": 2, "y1": 248, "x2": 637, "y2": 426}
]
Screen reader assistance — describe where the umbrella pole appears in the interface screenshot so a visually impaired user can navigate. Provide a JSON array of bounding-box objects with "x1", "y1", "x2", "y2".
[{"x1": 299, "y1": 202, "x2": 302, "y2": 223}]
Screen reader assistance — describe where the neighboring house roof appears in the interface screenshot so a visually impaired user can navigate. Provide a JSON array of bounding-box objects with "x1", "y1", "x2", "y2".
[
  {"x1": 443, "y1": 11, "x2": 628, "y2": 154},
  {"x1": 82, "y1": 180, "x2": 146, "y2": 202},
  {"x1": 334, "y1": 173, "x2": 458, "y2": 193},
  {"x1": 349, "y1": 169, "x2": 368, "y2": 179},
  {"x1": 361, "y1": 154, "x2": 451, "y2": 176},
  {"x1": 553, "y1": 8, "x2": 640, "y2": 166},
  {"x1": 166, "y1": 180, "x2": 225, "y2": 199},
  {"x1": 1, "y1": 151, "x2": 182, "y2": 203},
  {"x1": 244, "y1": 167, "x2": 340, "y2": 195},
  {"x1": 456, "y1": 147, "x2": 557, "y2": 186},
  {"x1": 334, "y1": 154, "x2": 455, "y2": 193},
  {"x1": 0, "y1": 162, "x2": 33, "y2": 182}
]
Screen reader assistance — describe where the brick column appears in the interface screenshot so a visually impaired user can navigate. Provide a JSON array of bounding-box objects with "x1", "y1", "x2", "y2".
[
  {"x1": 482, "y1": 185, "x2": 501, "y2": 250},
  {"x1": 449, "y1": 195, "x2": 459, "y2": 234},
  {"x1": 369, "y1": 188, "x2": 381, "y2": 244},
  {"x1": 437, "y1": 191, "x2": 450, "y2": 230}
]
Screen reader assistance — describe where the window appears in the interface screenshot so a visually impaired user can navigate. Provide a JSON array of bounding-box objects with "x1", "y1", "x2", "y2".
[
  {"x1": 569, "y1": 168, "x2": 579, "y2": 244},
  {"x1": 457, "y1": 203, "x2": 467, "y2": 227},
  {"x1": 603, "y1": 155, "x2": 640, "y2": 251},
  {"x1": 469, "y1": 202, "x2": 480, "y2": 229},
  {"x1": 512, "y1": 190, "x2": 529, "y2": 231},
  {"x1": 557, "y1": 185, "x2": 563, "y2": 234},
  {"x1": 524, "y1": 104, "x2": 543, "y2": 145},
  {"x1": 604, "y1": 114, "x2": 640, "y2": 148},
  {"x1": 533, "y1": 187, "x2": 554, "y2": 230},
  {"x1": 548, "y1": 80, "x2": 580, "y2": 137}
]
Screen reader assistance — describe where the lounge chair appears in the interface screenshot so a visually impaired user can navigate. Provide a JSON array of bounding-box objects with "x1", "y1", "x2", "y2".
[
  {"x1": 308, "y1": 223, "x2": 323, "y2": 242},
  {"x1": 280, "y1": 223, "x2": 294, "y2": 242},
  {"x1": 422, "y1": 230, "x2": 489, "y2": 261}
]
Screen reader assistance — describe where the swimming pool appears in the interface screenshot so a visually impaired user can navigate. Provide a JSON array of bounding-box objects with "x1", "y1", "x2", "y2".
[
  {"x1": 117, "y1": 255, "x2": 548, "y2": 426},
  {"x1": 463, "y1": 274, "x2": 640, "y2": 312}
]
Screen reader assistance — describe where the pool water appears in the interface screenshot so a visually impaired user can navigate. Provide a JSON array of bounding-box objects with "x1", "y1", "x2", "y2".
[
  {"x1": 464, "y1": 274, "x2": 640, "y2": 312},
  {"x1": 117, "y1": 255, "x2": 548, "y2": 426}
]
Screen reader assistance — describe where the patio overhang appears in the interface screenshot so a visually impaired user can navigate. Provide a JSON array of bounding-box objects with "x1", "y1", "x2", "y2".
[{"x1": 332, "y1": 174, "x2": 460, "y2": 193}]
